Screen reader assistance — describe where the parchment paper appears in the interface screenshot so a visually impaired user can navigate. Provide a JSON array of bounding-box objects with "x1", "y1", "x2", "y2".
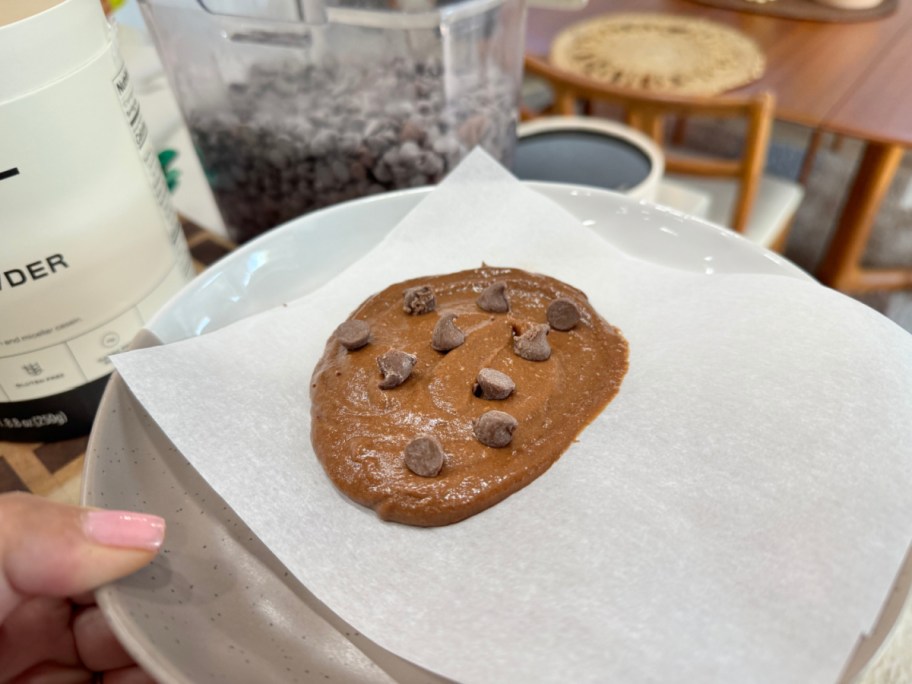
[{"x1": 112, "y1": 150, "x2": 912, "y2": 683}]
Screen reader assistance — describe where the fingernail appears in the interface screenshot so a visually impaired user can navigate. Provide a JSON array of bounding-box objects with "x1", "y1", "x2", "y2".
[{"x1": 83, "y1": 510, "x2": 166, "y2": 551}]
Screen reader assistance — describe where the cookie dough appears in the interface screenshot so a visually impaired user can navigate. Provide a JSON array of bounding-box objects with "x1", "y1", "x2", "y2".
[{"x1": 310, "y1": 266, "x2": 629, "y2": 526}]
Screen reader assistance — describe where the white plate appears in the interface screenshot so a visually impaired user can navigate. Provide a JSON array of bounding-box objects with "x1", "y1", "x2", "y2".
[
  {"x1": 146, "y1": 182, "x2": 808, "y2": 344},
  {"x1": 84, "y1": 183, "x2": 855, "y2": 684}
]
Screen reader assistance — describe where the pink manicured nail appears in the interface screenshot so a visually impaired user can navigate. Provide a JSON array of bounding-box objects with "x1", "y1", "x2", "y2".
[{"x1": 83, "y1": 510, "x2": 166, "y2": 551}]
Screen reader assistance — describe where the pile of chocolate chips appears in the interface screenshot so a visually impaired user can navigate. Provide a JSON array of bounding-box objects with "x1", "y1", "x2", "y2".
[
  {"x1": 187, "y1": 58, "x2": 517, "y2": 243},
  {"x1": 333, "y1": 280, "x2": 583, "y2": 478}
]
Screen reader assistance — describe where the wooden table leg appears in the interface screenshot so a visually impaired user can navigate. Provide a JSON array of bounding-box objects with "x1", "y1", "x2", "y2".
[{"x1": 816, "y1": 142, "x2": 912, "y2": 292}]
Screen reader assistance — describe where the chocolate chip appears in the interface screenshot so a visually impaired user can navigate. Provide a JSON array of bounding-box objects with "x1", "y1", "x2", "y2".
[
  {"x1": 547, "y1": 298, "x2": 581, "y2": 331},
  {"x1": 473, "y1": 368, "x2": 515, "y2": 400},
  {"x1": 404, "y1": 435, "x2": 445, "y2": 477},
  {"x1": 403, "y1": 285, "x2": 436, "y2": 315},
  {"x1": 377, "y1": 350, "x2": 417, "y2": 389},
  {"x1": 431, "y1": 312, "x2": 465, "y2": 352},
  {"x1": 476, "y1": 281, "x2": 509, "y2": 313},
  {"x1": 335, "y1": 320, "x2": 370, "y2": 350},
  {"x1": 513, "y1": 323, "x2": 551, "y2": 361},
  {"x1": 473, "y1": 410, "x2": 517, "y2": 448}
]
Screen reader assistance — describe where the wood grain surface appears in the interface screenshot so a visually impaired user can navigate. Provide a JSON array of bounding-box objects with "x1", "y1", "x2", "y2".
[
  {"x1": 686, "y1": 0, "x2": 897, "y2": 23},
  {"x1": 527, "y1": 0, "x2": 912, "y2": 292},
  {"x1": 527, "y1": 0, "x2": 912, "y2": 135}
]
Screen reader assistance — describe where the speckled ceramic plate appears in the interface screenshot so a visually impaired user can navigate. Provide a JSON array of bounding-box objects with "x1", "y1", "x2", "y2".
[{"x1": 83, "y1": 184, "x2": 904, "y2": 683}]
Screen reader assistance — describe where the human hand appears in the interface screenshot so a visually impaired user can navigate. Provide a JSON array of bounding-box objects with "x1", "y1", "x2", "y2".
[{"x1": 0, "y1": 492, "x2": 165, "y2": 683}]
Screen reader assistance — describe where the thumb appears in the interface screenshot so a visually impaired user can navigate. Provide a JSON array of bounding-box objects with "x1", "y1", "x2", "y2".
[{"x1": 0, "y1": 492, "x2": 165, "y2": 622}]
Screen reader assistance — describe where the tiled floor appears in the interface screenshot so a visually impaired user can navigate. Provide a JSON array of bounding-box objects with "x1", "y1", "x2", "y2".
[{"x1": 0, "y1": 439, "x2": 86, "y2": 504}]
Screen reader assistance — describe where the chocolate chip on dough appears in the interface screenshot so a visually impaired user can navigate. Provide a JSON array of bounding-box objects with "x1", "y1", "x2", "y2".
[
  {"x1": 432, "y1": 312, "x2": 466, "y2": 352},
  {"x1": 377, "y1": 350, "x2": 417, "y2": 389},
  {"x1": 547, "y1": 298, "x2": 581, "y2": 331},
  {"x1": 473, "y1": 410, "x2": 518, "y2": 448},
  {"x1": 473, "y1": 368, "x2": 515, "y2": 400},
  {"x1": 335, "y1": 320, "x2": 371, "y2": 350},
  {"x1": 513, "y1": 323, "x2": 551, "y2": 361},
  {"x1": 404, "y1": 435, "x2": 446, "y2": 477},
  {"x1": 476, "y1": 281, "x2": 510, "y2": 313},
  {"x1": 403, "y1": 285, "x2": 436, "y2": 315}
]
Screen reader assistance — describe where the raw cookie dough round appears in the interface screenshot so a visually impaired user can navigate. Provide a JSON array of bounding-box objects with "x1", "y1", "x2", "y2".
[{"x1": 310, "y1": 266, "x2": 629, "y2": 526}]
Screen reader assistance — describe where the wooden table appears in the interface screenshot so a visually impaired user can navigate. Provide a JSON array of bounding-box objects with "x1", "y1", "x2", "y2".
[{"x1": 527, "y1": 0, "x2": 912, "y2": 292}]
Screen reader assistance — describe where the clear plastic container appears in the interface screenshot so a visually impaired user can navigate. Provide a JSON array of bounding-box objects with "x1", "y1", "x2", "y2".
[{"x1": 139, "y1": 0, "x2": 526, "y2": 243}]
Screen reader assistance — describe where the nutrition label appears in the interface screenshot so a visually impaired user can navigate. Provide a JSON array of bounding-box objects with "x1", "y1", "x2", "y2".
[
  {"x1": 112, "y1": 61, "x2": 186, "y2": 251},
  {"x1": 0, "y1": 261, "x2": 187, "y2": 402}
]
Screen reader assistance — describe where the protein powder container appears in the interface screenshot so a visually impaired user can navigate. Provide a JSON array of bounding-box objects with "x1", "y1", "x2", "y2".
[{"x1": 0, "y1": 0, "x2": 194, "y2": 441}]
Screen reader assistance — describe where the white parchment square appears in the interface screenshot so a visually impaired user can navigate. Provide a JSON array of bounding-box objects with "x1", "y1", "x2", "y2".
[{"x1": 113, "y1": 150, "x2": 912, "y2": 683}]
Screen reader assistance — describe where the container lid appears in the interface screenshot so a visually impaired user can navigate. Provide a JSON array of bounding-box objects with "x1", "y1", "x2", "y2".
[
  {"x1": 514, "y1": 117, "x2": 664, "y2": 200},
  {"x1": 0, "y1": 0, "x2": 111, "y2": 104},
  {"x1": 197, "y1": 0, "x2": 504, "y2": 29},
  {"x1": 513, "y1": 129, "x2": 653, "y2": 193}
]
